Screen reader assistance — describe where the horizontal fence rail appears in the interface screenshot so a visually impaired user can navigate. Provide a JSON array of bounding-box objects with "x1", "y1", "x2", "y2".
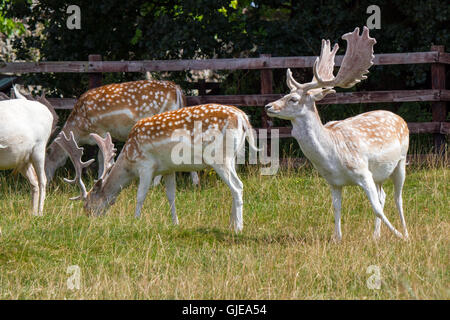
[
  {"x1": 47, "y1": 90, "x2": 450, "y2": 109},
  {"x1": 1, "y1": 47, "x2": 448, "y2": 152},
  {"x1": 186, "y1": 90, "x2": 450, "y2": 106},
  {"x1": 1, "y1": 52, "x2": 449, "y2": 73}
]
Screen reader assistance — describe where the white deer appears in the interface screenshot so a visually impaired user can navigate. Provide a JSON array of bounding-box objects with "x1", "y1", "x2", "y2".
[
  {"x1": 55, "y1": 104, "x2": 257, "y2": 232},
  {"x1": 265, "y1": 27, "x2": 409, "y2": 240},
  {"x1": 0, "y1": 85, "x2": 57, "y2": 215},
  {"x1": 45, "y1": 79, "x2": 199, "y2": 185}
]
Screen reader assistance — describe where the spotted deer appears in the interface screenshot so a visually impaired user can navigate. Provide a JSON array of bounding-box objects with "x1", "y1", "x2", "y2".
[
  {"x1": 265, "y1": 27, "x2": 409, "y2": 240},
  {"x1": 0, "y1": 85, "x2": 57, "y2": 216},
  {"x1": 56, "y1": 104, "x2": 257, "y2": 232},
  {"x1": 45, "y1": 79, "x2": 199, "y2": 185}
]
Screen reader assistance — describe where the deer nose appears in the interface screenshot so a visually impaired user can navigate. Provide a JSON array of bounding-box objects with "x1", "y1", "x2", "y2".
[{"x1": 265, "y1": 104, "x2": 272, "y2": 111}]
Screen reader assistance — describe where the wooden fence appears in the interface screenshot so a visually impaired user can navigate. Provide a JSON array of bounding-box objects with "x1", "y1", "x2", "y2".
[{"x1": 1, "y1": 46, "x2": 449, "y2": 152}]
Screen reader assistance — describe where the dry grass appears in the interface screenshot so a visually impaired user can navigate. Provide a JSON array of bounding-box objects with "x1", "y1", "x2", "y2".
[{"x1": 0, "y1": 158, "x2": 448, "y2": 299}]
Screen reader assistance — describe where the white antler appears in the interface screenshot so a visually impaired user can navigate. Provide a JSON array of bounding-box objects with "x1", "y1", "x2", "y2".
[
  {"x1": 286, "y1": 69, "x2": 303, "y2": 92},
  {"x1": 55, "y1": 131, "x2": 94, "y2": 200},
  {"x1": 286, "y1": 26, "x2": 376, "y2": 93},
  {"x1": 90, "y1": 133, "x2": 116, "y2": 181},
  {"x1": 313, "y1": 39, "x2": 340, "y2": 83},
  {"x1": 313, "y1": 26, "x2": 376, "y2": 88}
]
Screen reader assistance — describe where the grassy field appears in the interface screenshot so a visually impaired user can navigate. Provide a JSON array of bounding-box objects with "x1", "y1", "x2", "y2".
[{"x1": 0, "y1": 158, "x2": 448, "y2": 299}]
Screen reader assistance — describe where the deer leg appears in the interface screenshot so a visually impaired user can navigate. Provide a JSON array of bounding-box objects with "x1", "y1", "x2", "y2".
[
  {"x1": 190, "y1": 171, "x2": 200, "y2": 186},
  {"x1": 360, "y1": 174, "x2": 403, "y2": 239},
  {"x1": 392, "y1": 159, "x2": 408, "y2": 238},
  {"x1": 31, "y1": 147, "x2": 47, "y2": 216},
  {"x1": 374, "y1": 184, "x2": 386, "y2": 239},
  {"x1": 229, "y1": 166, "x2": 243, "y2": 231},
  {"x1": 153, "y1": 175, "x2": 162, "y2": 187},
  {"x1": 330, "y1": 186, "x2": 342, "y2": 241},
  {"x1": 20, "y1": 163, "x2": 39, "y2": 216},
  {"x1": 213, "y1": 161, "x2": 244, "y2": 232},
  {"x1": 163, "y1": 172, "x2": 178, "y2": 225},
  {"x1": 135, "y1": 169, "x2": 154, "y2": 218}
]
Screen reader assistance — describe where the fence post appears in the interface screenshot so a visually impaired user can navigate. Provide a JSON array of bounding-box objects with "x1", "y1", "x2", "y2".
[
  {"x1": 260, "y1": 54, "x2": 273, "y2": 128},
  {"x1": 198, "y1": 79, "x2": 207, "y2": 96},
  {"x1": 88, "y1": 54, "x2": 102, "y2": 89},
  {"x1": 260, "y1": 54, "x2": 273, "y2": 155},
  {"x1": 430, "y1": 45, "x2": 446, "y2": 153},
  {"x1": 86, "y1": 54, "x2": 103, "y2": 174}
]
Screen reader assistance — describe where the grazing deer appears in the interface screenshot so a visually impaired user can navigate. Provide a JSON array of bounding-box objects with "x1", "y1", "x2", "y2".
[
  {"x1": 56, "y1": 104, "x2": 257, "y2": 232},
  {"x1": 0, "y1": 85, "x2": 57, "y2": 215},
  {"x1": 45, "y1": 79, "x2": 199, "y2": 185},
  {"x1": 265, "y1": 27, "x2": 409, "y2": 240}
]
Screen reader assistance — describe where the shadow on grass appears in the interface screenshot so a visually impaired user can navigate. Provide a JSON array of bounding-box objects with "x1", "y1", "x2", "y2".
[{"x1": 172, "y1": 226, "x2": 330, "y2": 246}]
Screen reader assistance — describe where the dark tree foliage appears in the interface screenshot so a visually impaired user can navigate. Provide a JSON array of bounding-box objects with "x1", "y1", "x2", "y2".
[{"x1": 5, "y1": 0, "x2": 449, "y2": 152}]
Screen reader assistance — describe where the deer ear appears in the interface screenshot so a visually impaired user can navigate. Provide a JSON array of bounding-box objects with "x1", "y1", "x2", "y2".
[{"x1": 310, "y1": 88, "x2": 335, "y2": 101}]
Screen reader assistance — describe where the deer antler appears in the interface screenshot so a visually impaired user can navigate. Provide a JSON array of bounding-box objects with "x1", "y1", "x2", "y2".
[
  {"x1": 90, "y1": 133, "x2": 116, "y2": 181},
  {"x1": 55, "y1": 131, "x2": 94, "y2": 200},
  {"x1": 285, "y1": 39, "x2": 339, "y2": 92},
  {"x1": 314, "y1": 39, "x2": 340, "y2": 83},
  {"x1": 286, "y1": 27, "x2": 376, "y2": 93},
  {"x1": 313, "y1": 26, "x2": 376, "y2": 89},
  {"x1": 286, "y1": 69, "x2": 303, "y2": 91}
]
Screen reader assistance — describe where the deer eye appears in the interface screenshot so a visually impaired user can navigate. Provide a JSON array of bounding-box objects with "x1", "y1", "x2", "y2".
[{"x1": 289, "y1": 96, "x2": 299, "y2": 103}]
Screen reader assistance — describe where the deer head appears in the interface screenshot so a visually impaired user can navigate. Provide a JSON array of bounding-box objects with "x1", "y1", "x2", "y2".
[
  {"x1": 265, "y1": 27, "x2": 376, "y2": 119},
  {"x1": 55, "y1": 131, "x2": 118, "y2": 215}
]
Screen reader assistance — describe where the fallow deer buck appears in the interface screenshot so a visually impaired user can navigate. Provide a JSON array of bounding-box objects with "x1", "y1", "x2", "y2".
[
  {"x1": 265, "y1": 27, "x2": 409, "y2": 240},
  {"x1": 56, "y1": 104, "x2": 257, "y2": 232},
  {"x1": 45, "y1": 79, "x2": 199, "y2": 185},
  {"x1": 0, "y1": 85, "x2": 58, "y2": 215}
]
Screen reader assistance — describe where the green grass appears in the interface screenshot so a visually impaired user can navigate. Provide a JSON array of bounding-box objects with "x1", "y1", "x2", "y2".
[{"x1": 0, "y1": 161, "x2": 448, "y2": 299}]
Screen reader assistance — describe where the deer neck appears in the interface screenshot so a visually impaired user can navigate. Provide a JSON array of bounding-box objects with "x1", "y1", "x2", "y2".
[
  {"x1": 290, "y1": 104, "x2": 336, "y2": 170},
  {"x1": 94, "y1": 154, "x2": 135, "y2": 209},
  {"x1": 45, "y1": 138, "x2": 70, "y2": 180}
]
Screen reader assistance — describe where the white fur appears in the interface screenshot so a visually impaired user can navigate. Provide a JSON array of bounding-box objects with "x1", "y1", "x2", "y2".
[
  {"x1": 267, "y1": 89, "x2": 409, "y2": 241},
  {"x1": 266, "y1": 28, "x2": 408, "y2": 241},
  {"x1": 0, "y1": 92, "x2": 53, "y2": 215}
]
